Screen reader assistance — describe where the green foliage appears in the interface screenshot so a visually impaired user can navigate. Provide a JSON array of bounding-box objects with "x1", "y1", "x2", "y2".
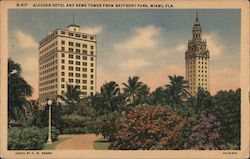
[
  {"x1": 212, "y1": 89, "x2": 240, "y2": 149},
  {"x1": 149, "y1": 86, "x2": 167, "y2": 106},
  {"x1": 93, "y1": 81, "x2": 125, "y2": 116},
  {"x1": 59, "y1": 84, "x2": 82, "y2": 115},
  {"x1": 165, "y1": 75, "x2": 189, "y2": 108},
  {"x1": 76, "y1": 97, "x2": 96, "y2": 117},
  {"x1": 110, "y1": 105, "x2": 186, "y2": 150},
  {"x1": 8, "y1": 58, "x2": 33, "y2": 126},
  {"x1": 122, "y1": 76, "x2": 147, "y2": 106},
  {"x1": 32, "y1": 103, "x2": 62, "y2": 132},
  {"x1": 94, "y1": 112, "x2": 125, "y2": 141},
  {"x1": 61, "y1": 114, "x2": 94, "y2": 134},
  {"x1": 8, "y1": 126, "x2": 59, "y2": 150}
]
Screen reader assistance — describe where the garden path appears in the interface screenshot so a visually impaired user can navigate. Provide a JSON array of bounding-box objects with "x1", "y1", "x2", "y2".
[{"x1": 55, "y1": 134, "x2": 101, "y2": 150}]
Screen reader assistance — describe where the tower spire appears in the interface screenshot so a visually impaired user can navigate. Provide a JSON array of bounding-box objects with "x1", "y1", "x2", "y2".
[{"x1": 196, "y1": 11, "x2": 199, "y2": 22}]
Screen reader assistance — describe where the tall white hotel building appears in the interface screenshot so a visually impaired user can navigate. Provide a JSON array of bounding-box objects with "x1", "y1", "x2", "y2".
[{"x1": 39, "y1": 24, "x2": 97, "y2": 104}]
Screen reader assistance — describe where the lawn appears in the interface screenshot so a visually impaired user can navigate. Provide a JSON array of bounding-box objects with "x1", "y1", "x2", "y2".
[
  {"x1": 93, "y1": 138, "x2": 110, "y2": 150},
  {"x1": 43, "y1": 136, "x2": 70, "y2": 150}
]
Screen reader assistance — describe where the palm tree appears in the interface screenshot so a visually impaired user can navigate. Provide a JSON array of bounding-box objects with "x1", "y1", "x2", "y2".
[
  {"x1": 8, "y1": 58, "x2": 33, "y2": 126},
  {"x1": 165, "y1": 75, "x2": 189, "y2": 108},
  {"x1": 122, "y1": 76, "x2": 143, "y2": 106},
  {"x1": 149, "y1": 86, "x2": 166, "y2": 106},
  {"x1": 93, "y1": 81, "x2": 123, "y2": 115},
  {"x1": 136, "y1": 84, "x2": 150, "y2": 105},
  {"x1": 59, "y1": 84, "x2": 82, "y2": 114}
]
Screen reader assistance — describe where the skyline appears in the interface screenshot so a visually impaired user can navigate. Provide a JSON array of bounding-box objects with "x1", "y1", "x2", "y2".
[{"x1": 8, "y1": 9, "x2": 241, "y2": 99}]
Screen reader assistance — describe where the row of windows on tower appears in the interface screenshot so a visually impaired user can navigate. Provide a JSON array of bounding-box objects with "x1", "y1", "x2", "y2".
[
  {"x1": 61, "y1": 47, "x2": 95, "y2": 55},
  {"x1": 62, "y1": 64, "x2": 94, "y2": 71},
  {"x1": 186, "y1": 61, "x2": 208, "y2": 65},
  {"x1": 61, "y1": 68, "x2": 94, "y2": 76},
  {"x1": 40, "y1": 78, "x2": 57, "y2": 87},
  {"x1": 40, "y1": 85, "x2": 57, "y2": 92},
  {"x1": 40, "y1": 60, "x2": 57, "y2": 70},
  {"x1": 188, "y1": 74, "x2": 207, "y2": 78},
  {"x1": 61, "y1": 84, "x2": 93, "y2": 89},
  {"x1": 61, "y1": 41, "x2": 95, "y2": 49},
  {"x1": 187, "y1": 70, "x2": 207, "y2": 73},
  {"x1": 40, "y1": 72, "x2": 57, "y2": 81},
  {"x1": 40, "y1": 66, "x2": 57, "y2": 76},
  {"x1": 61, "y1": 56, "x2": 94, "y2": 62},
  {"x1": 62, "y1": 54, "x2": 94, "y2": 60},
  {"x1": 40, "y1": 53, "x2": 56, "y2": 64},
  {"x1": 189, "y1": 78, "x2": 207, "y2": 82},
  {"x1": 40, "y1": 41, "x2": 57, "y2": 54},
  {"x1": 189, "y1": 82, "x2": 208, "y2": 86},
  {"x1": 61, "y1": 74, "x2": 94, "y2": 82},
  {"x1": 61, "y1": 58, "x2": 94, "y2": 65},
  {"x1": 187, "y1": 66, "x2": 207, "y2": 69},
  {"x1": 40, "y1": 91, "x2": 57, "y2": 98},
  {"x1": 61, "y1": 71, "x2": 94, "y2": 77},
  {"x1": 60, "y1": 31, "x2": 95, "y2": 41}
]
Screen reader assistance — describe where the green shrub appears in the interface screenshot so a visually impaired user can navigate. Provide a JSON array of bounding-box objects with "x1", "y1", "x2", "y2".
[
  {"x1": 212, "y1": 89, "x2": 240, "y2": 149},
  {"x1": 61, "y1": 114, "x2": 94, "y2": 134},
  {"x1": 8, "y1": 127, "x2": 47, "y2": 150},
  {"x1": 94, "y1": 112, "x2": 125, "y2": 141},
  {"x1": 8, "y1": 126, "x2": 60, "y2": 150},
  {"x1": 109, "y1": 105, "x2": 186, "y2": 150},
  {"x1": 62, "y1": 127, "x2": 90, "y2": 134}
]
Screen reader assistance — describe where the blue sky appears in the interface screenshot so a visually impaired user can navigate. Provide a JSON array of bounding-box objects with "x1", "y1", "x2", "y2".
[{"x1": 8, "y1": 9, "x2": 241, "y2": 98}]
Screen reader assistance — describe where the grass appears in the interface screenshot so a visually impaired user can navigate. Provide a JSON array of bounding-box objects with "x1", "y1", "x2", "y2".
[
  {"x1": 43, "y1": 136, "x2": 70, "y2": 150},
  {"x1": 93, "y1": 138, "x2": 110, "y2": 150}
]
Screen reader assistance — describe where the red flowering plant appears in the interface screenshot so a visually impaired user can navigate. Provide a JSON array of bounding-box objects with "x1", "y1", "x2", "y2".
[
  {"x1": 109, "y1": 105, "x2": 187, "y2": 150},
  {"x1": 188, "y1": 111, "x2": 227, "y2": 150}
]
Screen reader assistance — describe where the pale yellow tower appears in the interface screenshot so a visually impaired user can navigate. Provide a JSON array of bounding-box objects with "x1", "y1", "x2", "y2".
[
  {"x1": 39, "y1": 24, "x2": 97, "y2": 105},
  {"x1": 185, "y1": 13, "x2": 210, "y2": 96}
]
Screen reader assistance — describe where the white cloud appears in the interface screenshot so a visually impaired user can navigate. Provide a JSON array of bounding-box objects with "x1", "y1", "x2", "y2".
[
  {"x1": 121, "y1": 59, "x2": 151, "y2": 69},
  {"x1": 80, "y1": 26, "x2": 103, "y2": 35},
  {"x1": 203, "y1": 32, "x2": 223, "y2": 57},
  {"x1": 21, "y1": 56, "x2": 38, "y2": 73},
  {"x1": 114, "y1": 25, "x2": 161, "y2": 51},
  {"x1": 15, "y1": 30, "x2": 37, "y2": 49},
  {"x1": 175, "y1": 43, "x2": 187, "y2": 52},
  {"x1": 12, "y1": 55, "x2": 39, "y2": 99}
]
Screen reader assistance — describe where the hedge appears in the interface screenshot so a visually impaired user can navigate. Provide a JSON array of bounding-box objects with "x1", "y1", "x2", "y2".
[{"x1": 8, "y1": 126, "x2": 59, "y2": 150}]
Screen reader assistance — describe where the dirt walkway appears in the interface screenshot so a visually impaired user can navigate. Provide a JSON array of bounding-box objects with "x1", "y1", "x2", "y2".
[{"x1": 55, "y1": 134, "x2": 101, "y2": 150}]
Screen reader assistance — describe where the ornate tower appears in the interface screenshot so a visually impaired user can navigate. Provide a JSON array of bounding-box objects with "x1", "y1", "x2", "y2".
[{"x1": 185, "y1": 13, "x2": 210, "y2": 96}]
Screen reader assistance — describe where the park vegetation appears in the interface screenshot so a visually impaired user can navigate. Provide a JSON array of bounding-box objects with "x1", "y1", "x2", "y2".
[{"x1": 8, "y1": 58, "x2": 240, "y2": 150}]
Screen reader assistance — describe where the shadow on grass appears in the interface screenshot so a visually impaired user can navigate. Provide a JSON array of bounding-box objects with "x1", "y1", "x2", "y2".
[
  {"x1": 43, "y1": 136, "x2": 71, "y2": 150},
  {"x1": 93, "y1": 138, "x2": 110, "y2": 150}
]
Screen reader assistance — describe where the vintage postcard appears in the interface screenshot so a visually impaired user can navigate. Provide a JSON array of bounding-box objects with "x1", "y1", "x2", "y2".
[{"x1": 0, "y1": 0, "x2": 249, "y2": 158}]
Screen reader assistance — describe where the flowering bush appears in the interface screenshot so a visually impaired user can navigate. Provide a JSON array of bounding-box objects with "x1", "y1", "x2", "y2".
[
  {"x1": 109, "y1": 105, "x2": 186, "y2": 150},
  {"x1": 188, "y1": 111, "x2": 227, "y2": 150}
]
